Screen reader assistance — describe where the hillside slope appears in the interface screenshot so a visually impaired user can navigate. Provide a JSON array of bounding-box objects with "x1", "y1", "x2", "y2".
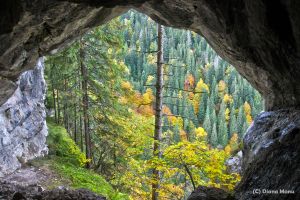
[{"x1": 0, "y1": 121, "x2": 128, "y2": 200}]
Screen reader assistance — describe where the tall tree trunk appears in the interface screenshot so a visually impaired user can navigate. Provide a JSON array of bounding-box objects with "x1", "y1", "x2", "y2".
[
  {"x1": 74, "y1": 103, "x2": 77, "y2": 144},
  {"x1": 80, "y1": 115, "x2": 84, "y2": 152},
  {"x1": 63, "y1": 78, "x2": 70, "y2": 133},
  {"x1": 57, "y1": 90, "x2": 61, "y2": 124},
  {"x1": 152, "y1": 24, "x2": 164, "y2": 200},
  {"x1": 80, "y1": 41, "x2": 91, "y2": 168},
  {"x1": 51, "y1": 79, "x2": 57, "y2": 123}
]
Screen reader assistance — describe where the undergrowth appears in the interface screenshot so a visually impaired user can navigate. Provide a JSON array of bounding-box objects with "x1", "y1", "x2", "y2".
[{"x1": 32, "y1": 120, "x2": 129, "y2": 200}]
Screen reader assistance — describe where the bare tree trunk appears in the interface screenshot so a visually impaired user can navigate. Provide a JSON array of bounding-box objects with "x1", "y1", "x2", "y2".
[
  {"x1": 74, "y1": 103, "x2": 77, "y2": 144},
  {"x1": 152, "y1": 24, "x2": 164, "y2": 200},
  {"x1": 51, "y1": 79, "x2": 57, "y2": 123},
  {"x1": 80, "y1": 41, "x2": 91, "y2": 168},
  {"x1": 63, "y1": 78, "x2": 66, "y2": 128},
  {"x1": 80, "y1": 115, "x2": 84, "y2": 152},
  {"x1": 184, "y1": 164, "x2": 196, "y2": 190},
  {"x1": 57, "y1": 90, "x2": 61, "y2": 124}
]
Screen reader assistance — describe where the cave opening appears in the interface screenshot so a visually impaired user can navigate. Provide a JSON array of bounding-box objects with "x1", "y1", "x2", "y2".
[
  {"x1": 0, "y1": 1, "x2": 299, "y2": 200},
  {"x1": 40, "y1": 10, "x2": 263, "y2": 199}
]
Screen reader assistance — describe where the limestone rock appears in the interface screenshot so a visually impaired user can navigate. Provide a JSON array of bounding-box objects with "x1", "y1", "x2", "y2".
[
  {"x1": 0, "y1": 58, "x2": 48, "y2": 177},
  {"x1": 225, "y1": 151, "x2": 242, "y2": 174}
]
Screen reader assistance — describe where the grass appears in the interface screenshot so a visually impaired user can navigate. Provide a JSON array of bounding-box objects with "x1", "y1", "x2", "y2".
[{"x1": 31, "y1": 120, "x2": 129, "y2": 200}]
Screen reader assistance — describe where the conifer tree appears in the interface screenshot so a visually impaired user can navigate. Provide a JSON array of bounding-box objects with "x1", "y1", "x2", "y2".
[
  {"x1": 197, "y1": 90, "x2": 207, "y2": 124},
  {"x1": 203, "y1": 103, "x2": 212, "y2": 135},
  {"x1": 229, "y1": 106, "x2": 238, "y2": 137},
  {"x1": 211, "y1": 123, "x2": 218, "y2": 147},
  {"x1": 237, "y1": 105, "x2": 246, "y2": 138}
]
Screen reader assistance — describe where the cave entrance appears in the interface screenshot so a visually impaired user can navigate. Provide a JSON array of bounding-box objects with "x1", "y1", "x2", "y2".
[{"x1": 43, "y1": 10, "x2": 263, "y2": 199}]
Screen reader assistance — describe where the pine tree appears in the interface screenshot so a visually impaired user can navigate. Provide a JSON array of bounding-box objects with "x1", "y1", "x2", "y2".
[
  {"x1": 217, "y1": 100, "x2": 228, "y2": 146},
  {"x1": 237, "y1": 105, "x2": 245, "y2": 138},
  {"x1": 197, "y1": 90, "x2": 207, "y2": 124},
  {"x1": 229, "y1": 106, "x2": 238, "y2": 138},
  {"x1": 211, "y1": 123, "x2": 218, "y2": 147},
  {"x1": 242, "y1": 121, "x2": 249, "y2": 137},
  {"x1": 203, "y1": 103, "x2": 212, "y2": 135}
]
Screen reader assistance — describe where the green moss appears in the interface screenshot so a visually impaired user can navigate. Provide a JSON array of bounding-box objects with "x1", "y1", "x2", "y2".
[
  {"x1": 49, "y1": 157, "x2": 128, "y2": 200},
  {"x1": 47, "y1": 121, "x2": 88, "y2": 166},
  {"x1": 43, "y1": 120, "x2": 129, "y2": 200}
]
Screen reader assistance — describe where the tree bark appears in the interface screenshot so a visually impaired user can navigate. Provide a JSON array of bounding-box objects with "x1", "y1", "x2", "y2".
[
  {"x1": 51, "y1": 79, "x2": 57, "y2": 123},
  {"x1": 57, "y1": 90, "x2": 61, "y2": 124},
  {"x1": 74, "y1": 103, "x2": 77, "y2": 144},
  {"x1": 80, "y1": 115, "x2": 84, "y2": 152},
  {"x1": 152, "y1": 24, "x2": 164, "y2": 200},
  {"x1": 184, "y1": 164, "x2": 196, "y2": 190},
  {"x1": 80, "y1": 41, "x2": 91, "y2": 168}
]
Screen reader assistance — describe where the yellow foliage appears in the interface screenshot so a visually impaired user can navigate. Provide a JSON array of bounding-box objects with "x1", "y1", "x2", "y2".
[
  {"x1": 218, "y1": 80, "x2": 226, "y2": 92},
  {"x1": 225, "y1": 108, "x2": 230, "y2": 122},
  {"x1": 162, "y1": 105, "x2": 177, "y2": 124},
  {"x1": 118, "y1": 96, "x2": 128, "y2": 104},
  {"x1": 180, "y1": 130, "x2": 187, "y2": 141},
  {"x1": 146, "y1": 75, "x2": 154, "y2": 85},
  {"x1": 244, "y1": 101, "x2": 251, "y2": 115},
  {"x1": 195, "y1": 127, "x2": 207, "y2": 140},
  {"x1": 226, "y1": 133, "x2": 239, "y2": 154},
  {"x1": 193, "y1": 79, "x2": 209, "y2": 112},
  {"x1": 171, "y1": 117, "x2": 184, "y2": 129},
  {"x1": 195, "y1": 78, "x2": 209, "y2": 93},
  {"x1": 178, "y1": 91, "x2": 183, "y2": 99},
  {"x1": 147, "y1": 54, "x2": 156, "y2": 64},
  {"x1": 204, "y1": 63, "x2": 211, "y2": 70},
  {"x1": 121, "y1": 81, "x2": 133, "y2": 91},
  {"x1": 159, "y1": 184, "x2": 184, "y2": 200},
  {"x1": 224, "y1": 145, "x2": 231, "y2": 155},
  {"x1": 246, "y1": 114, "x2": 253, "y2": 125},
  {"x1": 189, "y1": 92, "x2": 195, "y2": 100},
  {"x1": 142, "y1": 88, "x2": 154, "y2": 105},
  {"x1": 187, "y1": 74, "x2": 195, "y2": 86},
  {"x1": 138, "y1": 105, "x2": 154, "y2": 117},
  {"x1": 164, "y1": 141, "x2": 240, "y2": 192},
  {"x1": 244, "y1": 102, "x2": 252, "y2": 125},
  {"x1": 230, "y1": 133, "x2": 238, "y2": 143},
  {"x1": 119, "y1": 61, "x2": 130, "y2": 75},
  {"x1": 223, "y1": 94, "x2": 233, "y2": 104}
]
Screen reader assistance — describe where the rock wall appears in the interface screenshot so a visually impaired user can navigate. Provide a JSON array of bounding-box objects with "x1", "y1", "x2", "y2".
[
  {"x1": 235, "y1": 109, "x2": 300, "y2": 200},
  {"x1": 0, "y1": 58, "x2": 48, "y2": 177}
]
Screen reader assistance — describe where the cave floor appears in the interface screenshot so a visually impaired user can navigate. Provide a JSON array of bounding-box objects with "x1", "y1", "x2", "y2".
[{"x1": 1, "y1": 159, "x2": 70, "y2": 190}]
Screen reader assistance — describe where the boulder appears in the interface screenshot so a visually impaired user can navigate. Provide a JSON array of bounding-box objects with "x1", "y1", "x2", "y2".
[{"x1": 226, "y1": 151, "x2": 242, "y2": 174}]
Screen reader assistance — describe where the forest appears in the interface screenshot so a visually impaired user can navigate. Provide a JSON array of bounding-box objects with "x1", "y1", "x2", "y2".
[{"x1": 44, "y1": 11, "x2": 263, "y2": 200}]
